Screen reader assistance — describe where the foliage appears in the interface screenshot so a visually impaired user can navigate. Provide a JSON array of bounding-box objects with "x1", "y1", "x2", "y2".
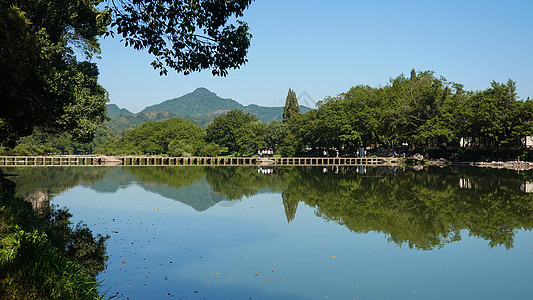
[
  {"x1": 294, "y1": 70, "x2": 533, "y2": 155},
  {"x1": 1, "y1": 1, "x2": 255, "y2": 148},
  {"x1": 205, "y1": 110, "x2": 259, "y2": 154},
  {"x1": 0, "y1": 190, "x2": 108, "y2": 299},
  {"x1": 0, "y1": 0, "x2": 111, "y2": 147},
  {"x1": 107, "y1": 0, "x2": 253, "y2": 76},
  {"x1": 101, "y1": 117, "x2": 206, "y2": 155},
  {"x1": 198, "y1": 142, "x2": 222, "y2": 157},
  {"x1": 6, "y1": 127, "x2": 118, "y2": 156},
  {"x1": 282, "y1": 88, "x2": 300, "y2": 123},
  {"x1": 234, "y1": 121, "x2": 267, "y2": 155}
]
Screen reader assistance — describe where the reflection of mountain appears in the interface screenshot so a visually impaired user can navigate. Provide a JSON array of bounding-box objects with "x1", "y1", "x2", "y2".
[
  {"x1": 4, "y1": 165, "x2": 533, "y2": 251},
  {"x1": 123, "y1": 167, "x2": 230, "y2": 211},
  {"x1": 90, "y1": 167, "x2": 138, "y2": 193},
  {"x1": 122, "y1": 167, "x2": 284, "y2": 211},
  {"x1": 139, "y1": 177, "x2": 227, "y2": 211}
]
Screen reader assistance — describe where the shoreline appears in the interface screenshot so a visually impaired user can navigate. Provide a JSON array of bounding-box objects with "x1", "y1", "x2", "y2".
[{"x1": 424, "y1": 158, "x2": 533, "y2": 171}]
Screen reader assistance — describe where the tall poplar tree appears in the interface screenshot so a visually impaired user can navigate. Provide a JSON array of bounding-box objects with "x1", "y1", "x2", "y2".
[{"x1": 283, "y1": 88, "x2": 300, "y2": 123}]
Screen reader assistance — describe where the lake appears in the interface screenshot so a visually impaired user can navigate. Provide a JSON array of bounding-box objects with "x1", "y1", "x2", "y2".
[{"x1": 2, "y1": 165, "x2": 533, "y2": 299}]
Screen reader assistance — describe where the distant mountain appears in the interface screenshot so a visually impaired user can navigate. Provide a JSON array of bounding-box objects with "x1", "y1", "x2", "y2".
[
  {"x1": 142, "y1": 87, "x2": 241, "y2": 116},
  {"x1": 106, "y1": 87, "x2": 312, "y2": 134},
  {"x1": 106, "y1": 104, "x2": 132, "y2": 118},
  {"x1": 242, "y1": 104, "x2": 284, "y2": 123},
  {"x1": 105, "y1": 110, "x2": 180, "y2": 134}
]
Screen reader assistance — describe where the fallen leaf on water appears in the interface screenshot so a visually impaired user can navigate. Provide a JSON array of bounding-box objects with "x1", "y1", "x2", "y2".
[
  {"x1": 215, "y1": 273, "x2": 220, "y2": 276},
  {"x1": 330, "y1": 256, "x2": 336, "y2": 258}
]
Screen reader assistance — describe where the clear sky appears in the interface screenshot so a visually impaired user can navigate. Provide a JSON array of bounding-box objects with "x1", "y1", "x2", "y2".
[{"x1": 96, "y1": 0, "x2": 533, "y2": 113}]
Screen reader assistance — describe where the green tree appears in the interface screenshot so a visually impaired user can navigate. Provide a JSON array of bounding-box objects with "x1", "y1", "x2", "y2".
[
  {"x1": 1, "y1": 0, "x2": 254, "y2": 147},
  {"x1": 282, "y1": 88, "x2": 300, "y2": 123},
  {"x1": 234, "y1": 121, "x2": 267, "y2": 155},
  {"x1": 105, "y1": 117, "x2": 204, "y2": 155},
  {"x1": 205, "y1": 110, "x2": 258, "y2": 154},
  {"x1": 387, "y1": 71, "x2": 457, "y2": 149},
  {"x1": 264, "y1": 121, "x2": 288, "y2": 150},
  {"x1": 463, "y1": 80, "x2": 523, "y2": 148},
  {"x1": 108, "y1": 0, "x2": 253, "y2": 76},
  {"x1": 0, "y1": 0, "x2": 110, "y2": 147}
]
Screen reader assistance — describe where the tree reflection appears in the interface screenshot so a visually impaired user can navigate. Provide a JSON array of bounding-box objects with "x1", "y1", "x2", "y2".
[
  {"x1": 202, "y1": 166, "x2": 533, "y2": 250},
  {"x1": 122, "y1": 165, "x2": 533, "y2": 250},
  {"x1": 1, "y1": 189, "x2": 108, "y2": 298},
  {"x1": 3, "y1": 165, "x2": 532, "y2": 250}
]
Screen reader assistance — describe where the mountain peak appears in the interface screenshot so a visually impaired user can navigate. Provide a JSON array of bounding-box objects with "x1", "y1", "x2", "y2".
[
  {"x1": 141, "y1": 87, "x2": 243, "y2": 116},
  {"x1": 192, "y1": 87, "x2": 212, "y2": 93},
  {"x1": 106, "y1": 104, "x2": 132, "y2": 118}
]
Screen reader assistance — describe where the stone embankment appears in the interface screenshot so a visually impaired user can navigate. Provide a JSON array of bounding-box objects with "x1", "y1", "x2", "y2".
[{"x1": 426, "y1": 158, "x2": 533, "y2": 171}]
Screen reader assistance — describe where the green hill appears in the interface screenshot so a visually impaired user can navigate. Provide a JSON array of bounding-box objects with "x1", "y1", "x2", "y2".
[
  {"x1": 142, "y1": 87, "x2": 242, "y2": 116},
  {"x1": 106, "y1": 104, "x2": 132, "y2": 118},
  {"x1": 106, "y1": 87, "x2": 313, "y2": 134},
  {"x1": 105, "y1": 110, "x2": 179, "y2": 134}
]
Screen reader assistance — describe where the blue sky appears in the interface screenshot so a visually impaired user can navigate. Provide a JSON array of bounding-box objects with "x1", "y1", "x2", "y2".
[{"x1": 97, "y1": 0, "x2": 533, "y2": 113}]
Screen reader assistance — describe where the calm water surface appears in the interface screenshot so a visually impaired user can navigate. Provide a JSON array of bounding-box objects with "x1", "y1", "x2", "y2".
[{"x1": 3, "y1": 166, "x2": 533, "y2": 299}]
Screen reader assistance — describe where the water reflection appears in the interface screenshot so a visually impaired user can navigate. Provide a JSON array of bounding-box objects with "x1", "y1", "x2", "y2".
[
  {"x1": 3, "y1": 166, "x2": 533, "y2": 250},
  {"x1": 0, "y1": 170, "x2": 108, "y2": 297}
]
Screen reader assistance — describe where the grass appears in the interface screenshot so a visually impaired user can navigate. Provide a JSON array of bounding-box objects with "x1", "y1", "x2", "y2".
[{"x1": 0, "y1": 190, "x2": 108, "y2": 299}]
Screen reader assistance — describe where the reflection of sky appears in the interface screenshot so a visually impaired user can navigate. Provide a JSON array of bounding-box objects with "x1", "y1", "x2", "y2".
[{"x1": 53, "y1": 183, "x2": 533, "y2": 300}]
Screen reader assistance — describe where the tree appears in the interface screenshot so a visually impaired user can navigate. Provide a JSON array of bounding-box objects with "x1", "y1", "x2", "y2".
[
  {"x1": 282, "y1": 88, "x2": 300, "y2": 123},
  {"x1": 0, "y1": 0, "x2": 111, "y2": 147},
  {"x1": 463, "y1": 80, "x2": 523, "y2": 148},
  {"x1": 205, "y1": 109, "x2": 258, "y2": 153},
  {"x1": 1, "y1": 0, "x2": 254, "y2": 147},
  {"x1": 105, "y1": 117, "x2": 205, "y2": 155},
  {"x1": 234, "y1": 121, "x2": 267, "y2": 155},
  {"x1": 107, "y1": 0, "x2": 253, "y2": 76}
]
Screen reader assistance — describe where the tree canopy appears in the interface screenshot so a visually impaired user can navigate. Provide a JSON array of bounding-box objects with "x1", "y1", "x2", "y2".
[
  {"x1": 0, "y1": 0, "x2": 110, "y2": 147},
  {"x1": 292, "y1": 71, "x2": 533, "y2": 156},
  {"x1": 100, "y1": 117, "x2": 210, "y2": 155},
  {"x1": 205, "y1": 109, "x2": 261, "y2": 155},
  {"x1": 1, "y1": 0, "x2": 254, "y2": 147},
  {"x1": 108, "y1": 0, "x2": 253, "y2": 76},
  {"x1": 282, "y1": 88, "x2": 299, "y2": 123}
]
